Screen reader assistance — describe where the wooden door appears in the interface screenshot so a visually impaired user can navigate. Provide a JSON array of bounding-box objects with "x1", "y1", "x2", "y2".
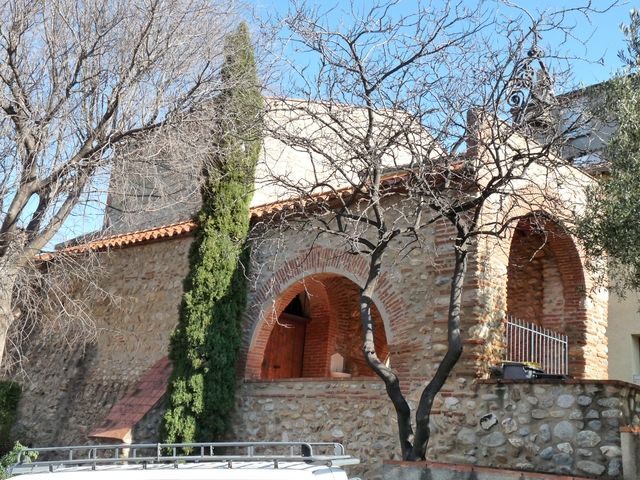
[{"x1": 261, "y1": 314, "x2": 307, "y2": 379}]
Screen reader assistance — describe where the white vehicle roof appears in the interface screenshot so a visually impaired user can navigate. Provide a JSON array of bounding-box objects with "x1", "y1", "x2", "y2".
[
  {"x1": 8, "y1": 442, "x2": 359, "y2": 480},
  {"x1": 11, "y1": 462, "x2": 346, "y2": 479}
]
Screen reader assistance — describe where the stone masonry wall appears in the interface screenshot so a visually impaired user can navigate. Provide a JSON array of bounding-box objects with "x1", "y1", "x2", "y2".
[
  {"x1": 434, "y1": 379, "x2": 640, "y2": 478},
  {"x1": 4, "y1": 196, "x2": 612, "y2": 480},
  {"x1": 10, "y1": 237, "x2": 192, "y2": 447},
  {"x1": 232, "y1": 379, "x2": 640, "y2": 479},
  {"x1": 229, "y1": 379, "x2": 399, "y2": 480}
]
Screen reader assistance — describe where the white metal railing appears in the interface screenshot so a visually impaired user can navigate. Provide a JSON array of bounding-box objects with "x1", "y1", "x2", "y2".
[
  {"x1": 505, "y1": 315, "x2": 569, "y2": 375},
  {"x1": 10, "y1": 442, "x2": 359, "y2": 476}
]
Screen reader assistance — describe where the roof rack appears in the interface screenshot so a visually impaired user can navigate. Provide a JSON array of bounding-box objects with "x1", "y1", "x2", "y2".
[{"x1": 10, "y1": 441, "x2": 360, "y2": 475}]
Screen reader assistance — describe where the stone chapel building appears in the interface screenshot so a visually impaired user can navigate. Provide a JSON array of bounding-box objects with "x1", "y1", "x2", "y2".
[{"x1": 7, "y1": 99, "x2": 640, "y2": 480}]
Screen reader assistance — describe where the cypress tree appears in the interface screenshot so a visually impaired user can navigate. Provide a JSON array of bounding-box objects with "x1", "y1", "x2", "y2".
[{"x1": 162, "y1": 22, "x2": 262, "y2": 443}]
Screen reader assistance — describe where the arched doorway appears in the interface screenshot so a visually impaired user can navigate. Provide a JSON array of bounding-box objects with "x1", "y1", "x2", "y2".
[{"x1": 259, "y1": 273, "x2": 389, "y2": 380}]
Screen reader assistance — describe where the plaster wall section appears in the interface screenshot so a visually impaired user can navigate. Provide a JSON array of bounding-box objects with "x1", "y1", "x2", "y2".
[{"x1": 608, "y1": 291, "x2": 640, "y2": 384}]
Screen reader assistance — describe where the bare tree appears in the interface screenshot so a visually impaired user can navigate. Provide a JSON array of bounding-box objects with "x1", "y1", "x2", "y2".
[
  {"x1": 258, "y1": 0, "x2": 610, "y2": 460},
  {"x1": 0, "y1": 0, "x2": 241, "y2": 366}
]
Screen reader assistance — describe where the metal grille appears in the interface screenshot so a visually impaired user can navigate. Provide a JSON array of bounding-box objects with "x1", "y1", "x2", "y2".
[{"x1": 505, "y1": 315, "x2": 569, "y2": 375}]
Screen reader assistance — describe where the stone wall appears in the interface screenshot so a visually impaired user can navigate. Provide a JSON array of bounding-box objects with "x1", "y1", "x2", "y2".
[
  {"x1": 433, "y1": 379, "x2": 640, "y2": 478},
  {"x1": 383, "y1": 460, "x2": 594, "y2": 480},
  {"x1": 132, "y1": 400, "x2": 166, "y2": 443},
  {"x1": 231, "y1": 379, "x2": 640, "y2": 479},
  {"x1": 3, "y1": 195, "x2": 612, "y2": 480},
  {"x1": 10, "y1": 340, "x2": 133, "y2": 447},
  {"x1": 229, "y1": 379, "x2": 400, "y2": 480},
  {"x1": 10, "y1": 237, "x2": 191, "y2": 447}
]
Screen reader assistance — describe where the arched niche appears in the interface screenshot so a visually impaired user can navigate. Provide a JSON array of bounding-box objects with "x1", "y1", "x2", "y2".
[{"x1": 258, "y1": 273, "x2": 389, "y2": 380}]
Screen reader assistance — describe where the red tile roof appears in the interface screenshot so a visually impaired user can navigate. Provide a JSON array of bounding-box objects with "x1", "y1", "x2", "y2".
[
  {"x1": 36, "y1": 163, "x2": 482, "y2": 265},
  {"x1": 44, "y1": 171, "x2": 414, "y2": 257},
  {"x1": 56, "y1": 220, "x2": 198, "y2": 255},
  {"x1": 89, "y1": 356, "x2": 172, "y2": 442}
]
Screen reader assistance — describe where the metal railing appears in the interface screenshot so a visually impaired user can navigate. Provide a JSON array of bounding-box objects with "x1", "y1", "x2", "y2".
[
  {"x1": 10, "y1": 442, "x2": 359, "y2": 475},
  {"x1": 505, "y1": 315, "x2": 569, "y2": 375}
]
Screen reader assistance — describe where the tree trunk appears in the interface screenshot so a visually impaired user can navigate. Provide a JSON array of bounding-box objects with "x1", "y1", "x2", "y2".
[
  {"x1": 360, "y1": 249, "x2": 414, "y2": 459},
  {"x1": 0, "y1": 261, "x2": 18, "y2": 369},
  {"x1": 408, "y1": 245, "x2": 468, "y2": 460}
]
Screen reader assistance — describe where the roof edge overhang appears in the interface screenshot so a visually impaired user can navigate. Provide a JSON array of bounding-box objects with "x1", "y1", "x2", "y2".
[{"x1": 39, "y1": 171, "x2": 414, "y2": 257}]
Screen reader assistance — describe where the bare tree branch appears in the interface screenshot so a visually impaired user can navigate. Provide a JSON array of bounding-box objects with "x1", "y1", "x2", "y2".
[{"x1": 258, "y1": 0, "x2": 611, "y2": 460}]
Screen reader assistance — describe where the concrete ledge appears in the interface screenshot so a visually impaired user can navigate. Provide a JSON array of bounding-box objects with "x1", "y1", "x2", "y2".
[
  {"x1": 243, "y1": 377, "x2": 384, "y2": 383},
  {"x1": 383, "y1": 460, "x2": 593, "y2": 480},
  {"x1": 479, "y1": 378, "x2": 640, "y2": 391},
  {"x1": 620, "y1": 425, "x2": 640, "y2": 433}
]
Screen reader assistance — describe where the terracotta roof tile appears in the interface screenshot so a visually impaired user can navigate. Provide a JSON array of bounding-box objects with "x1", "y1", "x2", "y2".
[
  {"x1": 39, "y1": 172, "x2": 414, "y2": 258},
  {"x1": 89, "y1": 356, "x2": 172, "y2": 442},
  {"x1": 58, "y1": 221, "x2": 199, "y2": 255}
]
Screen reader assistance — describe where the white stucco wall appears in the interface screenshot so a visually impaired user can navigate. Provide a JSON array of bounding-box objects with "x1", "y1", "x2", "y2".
[{"x1": 608, "y1": 290, "x2": 640, "y2": 383}]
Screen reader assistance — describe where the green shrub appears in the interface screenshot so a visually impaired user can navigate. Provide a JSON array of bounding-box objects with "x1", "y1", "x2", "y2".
[
  {"x1": 0, "y1": 382, "x2": 20, "y2": 455},
  {"x1": 0, "y1": 442, "x2": 37, "y2": 480}
]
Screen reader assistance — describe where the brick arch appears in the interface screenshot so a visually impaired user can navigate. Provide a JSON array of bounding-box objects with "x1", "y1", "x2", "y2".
[
  {"x1": 502, "y1": 211, "x2": 607, "y2": 378},
  {"x1": 475, "y1": 180, "x2": 608, "y2": 379},
  {"x1": 293, "y1": 277, "x2": 337, "y2": 378},
  {"x1": 243, "y1": 247, "x2": 408, "y2": 380},
  {"x1": 507, "y1": 214, "x2": 587, "y2": 324}
]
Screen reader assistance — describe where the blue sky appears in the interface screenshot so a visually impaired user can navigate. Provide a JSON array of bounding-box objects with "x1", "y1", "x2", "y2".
[
  {"x1": 250, "y1": 0, "x2": 634, "y2": 89},
  {"x1": 524, "y1": 0, "x2": 632, "y2": 86},
  {"x1": 50, "y1": 0, "x2": 634, "y2": 248}
]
